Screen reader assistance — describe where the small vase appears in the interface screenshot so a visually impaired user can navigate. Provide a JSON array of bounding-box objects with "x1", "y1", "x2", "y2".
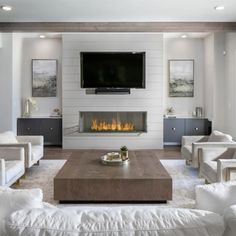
[{"x1": 120, "y1": 150, "x2": 128, "y2": 161}]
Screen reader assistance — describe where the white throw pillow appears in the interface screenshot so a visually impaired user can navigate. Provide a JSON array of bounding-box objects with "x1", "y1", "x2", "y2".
[
  {"x1": 208, "y1": 130, "x2": 233, "y2": 142},
  {"x1": 0, "y1": 131, "x2": 18, "y2": 144},
  {"x1": 0, "y1": 187, "x2": 43, "y2": 221},
  {"x1": 224, "y1": 205, "x2": 236, "y2": 236},
  {"x1": 195, "y1": 181, "x2": 236, "y2": 214}
]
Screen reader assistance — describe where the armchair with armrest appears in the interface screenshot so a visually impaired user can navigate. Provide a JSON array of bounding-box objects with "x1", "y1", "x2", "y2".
[
  {"x1": 0, "y1": 131, "x2": 44, "y2": 168},
  {"x1": 181, "y1": 131, "x2": 236, "y2": 168},
  {"x1": 0, "y1": 147, "x2": 25, "y2": 186},
  {"x1": 199, "y1": 148, "x2": 236, "y2": 183}
]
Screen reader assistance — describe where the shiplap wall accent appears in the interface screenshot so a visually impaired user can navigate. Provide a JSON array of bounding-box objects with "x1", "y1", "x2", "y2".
[{"x1": 62, "y1": 33, "x2": 163, "y2": 149}]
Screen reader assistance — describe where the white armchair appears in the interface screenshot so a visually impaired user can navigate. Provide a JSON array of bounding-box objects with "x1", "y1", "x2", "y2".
[
  {"x1": 0, "y1": 147, "x2": 25, "y2": 186},
  {"x1": 0, "y1": 131, "x2": 44, "y2": 168},
  {"x1": 181, "y1": 135, "x2": 209, "y2": 168},
  {"x1": 181, "y1": 131, "x2": 236, "y2": 168},
  {"x1": 199, "y1": 148, "x2": 236, "y2": 183}
]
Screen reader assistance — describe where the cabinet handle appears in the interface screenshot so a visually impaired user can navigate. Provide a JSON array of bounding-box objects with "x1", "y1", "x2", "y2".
[
  {"x1": 27, "y1": 127, "x2": 31, "y2": 131},
  {"x1": 49, "y1": 127, "x2": 53, "y2": 131},
  {"x1": 172, "y1": 127, "x2": 176, "y2": 131},
  {"x1": 194, "y1": 127, "x2": 199, "y2": 131}
]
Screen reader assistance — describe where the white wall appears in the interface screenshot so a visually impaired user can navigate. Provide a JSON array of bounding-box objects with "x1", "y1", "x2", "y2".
[
  {"x1": 224, "y1": 33, "x2": 236, "y2": 139},
  {"x1": 163, "y1": 37, "x2": 205, "y2": 117},
  {"x1": 0, "y1": 33, "x2": 13, "y2": 132},
  {"x1": 0, "y1": 33, "x2": 2, "y2": 48},
  {"x1": 204, "y1": 33, "x2": 226, "y2": 131},
  {"x1": 21, "y1": 38, "x2": 62, "y2": 117},
  {"x1": 204, "y1": 34, "x2": 214, "y2": 121},
  {"x1": 212, "y1": 33, "x2": 225, "y2": 131},
  {"x1": 62, "y1": 33, "x2": 163, "y2": 149},
  {"x1": 12, "y1": 34, "x2": 24, "y2": 132}
]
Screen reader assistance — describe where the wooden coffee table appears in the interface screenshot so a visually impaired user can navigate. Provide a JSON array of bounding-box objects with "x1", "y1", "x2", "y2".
[{"x1": 54, "y1": 151, "x2": 172, "y2": 203}]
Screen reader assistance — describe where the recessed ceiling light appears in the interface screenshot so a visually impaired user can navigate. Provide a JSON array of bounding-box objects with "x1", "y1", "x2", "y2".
[
  {"x1": 39, "y1": 35, "x2": 45, "y2": 39},
  {"x1": 1, "y1": 5, "x2": 12, "y2": 11},
  {"x1": 214, "y1": 5, "x2": 224, "y2": 11},
  {"x1": 181, "y1": 34, "x2": 187, "y2": 38}
]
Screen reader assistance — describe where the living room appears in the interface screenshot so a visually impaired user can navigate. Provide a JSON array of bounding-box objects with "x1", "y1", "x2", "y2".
[{"x1": 1, "y1": 0, "x2": 236, "y2": 235}]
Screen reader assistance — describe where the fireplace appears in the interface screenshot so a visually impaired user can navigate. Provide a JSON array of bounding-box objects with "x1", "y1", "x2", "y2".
[{"x1": 79, "y1": 111, "x2": 147, "y2": 133}]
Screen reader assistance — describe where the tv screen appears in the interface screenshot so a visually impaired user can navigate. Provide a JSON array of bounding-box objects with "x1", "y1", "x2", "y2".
[{"x1": 81, "y1": 52, "x2": 145, "y2": 88}]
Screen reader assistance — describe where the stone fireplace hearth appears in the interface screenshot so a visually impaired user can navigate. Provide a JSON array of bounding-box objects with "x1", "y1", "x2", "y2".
[{"x1": 79, "y1": 111, "x2": 147, "y2": 133}]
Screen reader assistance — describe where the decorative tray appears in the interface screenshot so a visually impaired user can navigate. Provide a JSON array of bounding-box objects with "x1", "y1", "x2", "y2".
[{"x1": 101, "y1": 152, "x2": 129, "y2": 166}]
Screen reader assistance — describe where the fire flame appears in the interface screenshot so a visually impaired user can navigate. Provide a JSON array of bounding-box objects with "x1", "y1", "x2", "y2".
[{"x1": 91, "y1": 118, "x2": 135, "y2": 131}]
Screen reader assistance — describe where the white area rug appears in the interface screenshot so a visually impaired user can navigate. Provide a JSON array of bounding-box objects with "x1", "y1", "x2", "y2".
[{"x1": 15, "y1": 159, "x2": 204, "y2": 208}]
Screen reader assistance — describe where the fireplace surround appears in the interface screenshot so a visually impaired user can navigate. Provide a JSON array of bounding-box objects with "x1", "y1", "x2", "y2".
[{"x1": 79, "y1": 111, "x2": 147, "y2": 133}]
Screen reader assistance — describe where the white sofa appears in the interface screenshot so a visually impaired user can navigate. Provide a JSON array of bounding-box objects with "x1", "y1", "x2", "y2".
[
  {"x1": 0, "y1": 131, "x2": 44, "y2": 168},
  {"x1": 0, "y1": 147, "x2": 25, "y2": 187},
  {"x1": 5, "y1": 206, "x2": 224, "y2": 236},
  {"x1": 181, "y1": 131, "x2": 236, "y2": 168},
  {"x1": 3, "y1": 182, "x2": 236, "y2": 236}
]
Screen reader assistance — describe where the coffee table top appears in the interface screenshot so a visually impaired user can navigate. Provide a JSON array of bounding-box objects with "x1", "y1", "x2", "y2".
[{"x1": 55, "y1": 151, "x2": 172, "y2": 180}]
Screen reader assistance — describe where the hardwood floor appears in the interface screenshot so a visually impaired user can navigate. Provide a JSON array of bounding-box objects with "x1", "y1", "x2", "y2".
[{"x1": 43, "y1": 147, "x2": 182, "y2": 160}]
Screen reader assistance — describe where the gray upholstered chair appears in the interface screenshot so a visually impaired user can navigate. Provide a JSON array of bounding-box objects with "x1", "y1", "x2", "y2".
[
  {"x1": 199, "y1": 148, "x2": 236, "y2": 183},
  {"x1": 0, "y1": 131, "x2": 44, "y2": 168},
  {"x1": 181, "y1": 131, "x2": 236, "y2": 168},
  {"x1": 0, "y1": 147, "x2": 25, "y2": 186}
]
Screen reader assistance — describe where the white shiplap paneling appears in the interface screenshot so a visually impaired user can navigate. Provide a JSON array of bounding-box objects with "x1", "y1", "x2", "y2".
[{"x1": 62, "y1": 33, "x2": 163, "y2": 149}]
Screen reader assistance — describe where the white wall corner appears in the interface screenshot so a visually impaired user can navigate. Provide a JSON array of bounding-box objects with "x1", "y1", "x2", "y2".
[{"x1": 0, "y1": 33, "x2": 2, "y2": 48}]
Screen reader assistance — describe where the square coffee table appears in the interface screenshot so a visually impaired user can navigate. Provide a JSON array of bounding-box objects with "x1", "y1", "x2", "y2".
[{"x1": 54, "y1": 151, "x2": 172, "y2": 203}]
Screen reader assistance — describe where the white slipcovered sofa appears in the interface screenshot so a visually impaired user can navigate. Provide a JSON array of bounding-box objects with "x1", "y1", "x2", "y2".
[
  {"x1": 2, "y1": 181, "x2": 236, "y2": 236},
  {"x1": 0, "y1": 131, "x2": 44, "y2": 168},
  {"x1": 181, "y1": 131, "x2": 236, "y2": 168},
  {"x1": 2, "y1": 184, "x2": 236, "y2": 236},
  {"x1": 0, "y1": 147, "x2": 25, "y2": 186}
]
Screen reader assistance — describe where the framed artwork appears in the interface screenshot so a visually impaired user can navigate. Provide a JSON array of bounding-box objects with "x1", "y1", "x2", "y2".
[
  {"x1": 168, "y1": 60, "x2": 194, "y2": 97},
  {"x1": 32, "y1": 59, "x2": 57, "y2": 97}
]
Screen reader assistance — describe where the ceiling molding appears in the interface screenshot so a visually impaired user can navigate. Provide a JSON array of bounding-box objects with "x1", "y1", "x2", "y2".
[{"x1": 0, "y1": 22, "x2": 236, "y2": 32}]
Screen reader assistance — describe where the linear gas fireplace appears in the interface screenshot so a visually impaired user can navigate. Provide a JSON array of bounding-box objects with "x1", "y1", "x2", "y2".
[{"x1": 79, "y1": 111, "x2": 147, "y2": 133}]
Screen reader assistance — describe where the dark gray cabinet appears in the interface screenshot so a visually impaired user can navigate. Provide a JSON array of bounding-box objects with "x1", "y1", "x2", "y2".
[
  {"x1": 164, "y1": 119, "x2": 185, "y2": 143},
  {"x1": 17, "y1": 118, "x2": 62, "y2": 146},
  {"x1": 164, "y1": 118, "x2": 211, "y2": 145}
]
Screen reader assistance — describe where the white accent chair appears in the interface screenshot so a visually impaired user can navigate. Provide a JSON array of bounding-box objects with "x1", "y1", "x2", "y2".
[
  {"x1": 181, "y1": 131, "x2": 236, "y2": 168},
  {"x1": 0, "y1": 147, "x2": 25, "y2": 186},
  {"x1": 199, "y1": 148, "x2": 236, "y2": 183},
  {"x1": 0, "y1": 131, "x2": 44, "y2": 168}
]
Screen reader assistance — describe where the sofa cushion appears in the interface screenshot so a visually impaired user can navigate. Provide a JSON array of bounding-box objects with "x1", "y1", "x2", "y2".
[
  {"x1": 196, "y1": 181, "x2": 236, "y2": 215},
  {"x1": 208, "y1": 130, "x2": 233, "y2": 142},
  {"x1": 0, "y1": 131, "x2": 18, "y2": 144},
  {"x1": 5, "y1": 161, "x2": 24, "y2": 183},
  {"x1": 0, "y1": 187, "x2": 43, "y2": 221},
  {"x1": 6, "y1": 207, "x2": 224, "y2": 236}
]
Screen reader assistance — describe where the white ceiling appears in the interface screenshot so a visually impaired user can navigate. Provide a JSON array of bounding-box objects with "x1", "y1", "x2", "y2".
[{"x1": 0, "y1": 0, "x2": 236, "y2": 22}]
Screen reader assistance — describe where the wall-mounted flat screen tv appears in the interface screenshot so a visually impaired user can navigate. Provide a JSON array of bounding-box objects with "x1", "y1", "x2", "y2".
[{"x1": 80, "y1": 52, "x2": 145, "y2": 88}]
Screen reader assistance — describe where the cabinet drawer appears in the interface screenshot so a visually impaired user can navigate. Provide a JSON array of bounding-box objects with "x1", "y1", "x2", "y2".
[
  {"x1": 164, "y1": 119, "x2": 185, "y2": 143},
  {"x1": 17, "y1": 119, "x2": 41, "y2": 135},
  {"x1": 40, "y1": 119, "x2": 62, "y2": 145},
  {"x1": 185, "y1": 119, "x2": 205, "y2": 135}
]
